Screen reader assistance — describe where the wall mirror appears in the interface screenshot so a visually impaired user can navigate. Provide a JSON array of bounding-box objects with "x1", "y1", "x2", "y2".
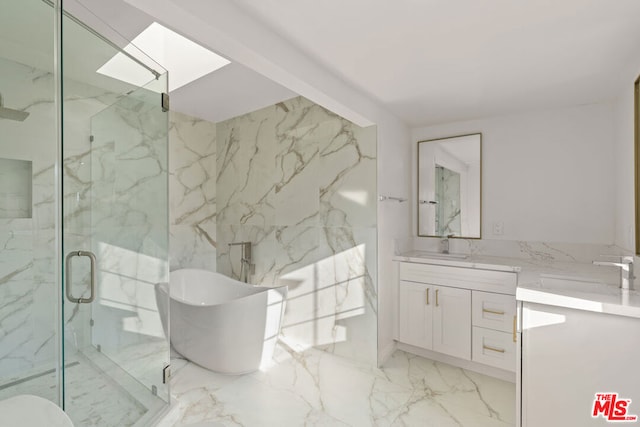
[{"x1": 417, "y1": 133, "x2": 481, "y2": 238}]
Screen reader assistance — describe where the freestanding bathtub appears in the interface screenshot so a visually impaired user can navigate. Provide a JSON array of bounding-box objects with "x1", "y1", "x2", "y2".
[{"x1": 155, "y1": 269, "x2": 287, "y2": 375}]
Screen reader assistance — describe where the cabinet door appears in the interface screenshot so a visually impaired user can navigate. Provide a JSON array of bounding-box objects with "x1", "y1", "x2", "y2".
[
  {"x1": 433, "y1": 286, "x2": 471, "y2": 360},
  {"x1": 398, "y1": 280, "x2": 433, "y2": 349}
]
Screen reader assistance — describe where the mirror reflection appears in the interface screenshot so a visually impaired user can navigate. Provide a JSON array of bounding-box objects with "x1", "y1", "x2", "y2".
[{"x1": 418, "y1": 133, "x2": 481, "y2": 238}]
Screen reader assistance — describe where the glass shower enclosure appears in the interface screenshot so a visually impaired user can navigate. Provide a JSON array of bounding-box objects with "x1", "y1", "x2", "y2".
[{"x1": 0, "y1": 0, "x2": 170, "y2": 425}]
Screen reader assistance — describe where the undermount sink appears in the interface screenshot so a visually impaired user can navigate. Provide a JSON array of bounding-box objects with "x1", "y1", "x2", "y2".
[{"x1": 539, "y1": 275, "x2": 618, "y2": 295}]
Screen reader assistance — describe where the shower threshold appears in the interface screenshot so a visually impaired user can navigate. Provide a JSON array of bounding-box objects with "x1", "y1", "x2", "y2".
[{"x1": 0, "y1": 346, "x2": 168, "y2": 427}]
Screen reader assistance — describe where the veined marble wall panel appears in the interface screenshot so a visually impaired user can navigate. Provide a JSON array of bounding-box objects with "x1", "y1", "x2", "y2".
[
  {"x1": 216, "y1": 224, "x2": 277, "y2": 284},
  {"x1": 89, "y1": 90, "x2": 169, "y2": 361},
  {"x1": 0, "y1": 227, "x2": 35, "y2": 377},
  {"x1": 0, "y1": 59, "x2": 56, "y2": 379},
  {"x1": 278, "y1": 226, "x2": 377, "y2": 361},
  {"x1": 61, "y1": 73, "x2": 127, "y2": 361},
  {"x1": 273, "y1": 98, "x2": 322, "y2": 227},
  {"x1": 319, "y1": 120, "x2": 377, "y2": 229},
  {"x1": 273, "y1": 226, "x2": 320, "y2": 280},
  {"x1": 217, "y1": 96, "x2": 377, "y2": 364},
  {"x1": 217, "y1": 107, "x2": 278, "y2": 228},
  {"x1": 170, "y1": 223, "x2": 216, "y2": 271},
  {"x1": 0, "y1": 57, "x2": 120, "y2": 379},
  {"x1": 169, "y1": 111, "x2": 217, "y2": 272}
]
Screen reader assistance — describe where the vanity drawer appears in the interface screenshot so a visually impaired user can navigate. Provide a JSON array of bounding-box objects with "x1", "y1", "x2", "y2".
[
  {"x1": 472, "y1": 327, "x2": 516, "y2": 372},
  {"x1": 399, "y1": 262, "x2": 517, "y2": 294},
  {"x1": 472, "y1": 291, "x2": 516, "y2": 333}
]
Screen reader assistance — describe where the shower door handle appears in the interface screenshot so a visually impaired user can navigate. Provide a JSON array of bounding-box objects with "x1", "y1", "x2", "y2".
[{"x1": 65, "y1": 251, "x2": 97, "y2": 304}]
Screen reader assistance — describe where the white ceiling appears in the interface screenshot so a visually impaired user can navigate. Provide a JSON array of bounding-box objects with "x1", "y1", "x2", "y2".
[
  {"x1": 73, "y1": 0, "x2": 297, "y2": 123},
  {"x1": 0, "y1": 0, "x2": 296, "y2": 124},
  {"x1": 230, "y1": 0, "x2": 640, "y2": 127},
  {"x1": 11, "y1": 0, "x2": 640, "y2": 127},
  {"x1": 171, "y1": 62, "x2": 296, "y2": 123}
]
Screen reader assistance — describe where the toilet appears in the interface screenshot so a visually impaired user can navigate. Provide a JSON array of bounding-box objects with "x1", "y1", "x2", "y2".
[{"x1": 0, "y1": 395, "x2": 74, "y2": 427}]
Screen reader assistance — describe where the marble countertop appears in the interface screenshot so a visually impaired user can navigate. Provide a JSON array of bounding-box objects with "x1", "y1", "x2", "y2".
[
  {"x1": 395, "y1": 251, "x2": 640, "y2": 319},
  {"x1": 393, "y1": 251, "x2": 522, "y2": 273}
]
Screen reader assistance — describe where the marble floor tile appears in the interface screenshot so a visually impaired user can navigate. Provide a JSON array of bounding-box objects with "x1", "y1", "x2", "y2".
[
  {"x1": 159, "y1": 344, "x2": 516, "y2": 427},
  {"x1": 0, "y1": 354, "x2": 146, "y2": 427}
]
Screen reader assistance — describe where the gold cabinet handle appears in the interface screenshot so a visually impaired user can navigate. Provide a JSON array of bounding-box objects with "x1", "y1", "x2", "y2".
[
  {"x1": 513, "y1": 315, "x2": 517, "y2": 342},
  {"x1": 435, "y1": 289, "x2": 439, "y2": 307},
  {"x1": 425, "y1": 288, "x2": 430, "y2": 305},
  {"x1": 483, "y1": 345, "x2": 505, "y2": 353},
  {"x1": 482, "y1": 308, "x2": 505, "y2": 316}
]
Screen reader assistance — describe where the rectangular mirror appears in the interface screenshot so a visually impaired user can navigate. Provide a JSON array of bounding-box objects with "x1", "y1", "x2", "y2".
[{"x1": 418, "y1": 133, "x2": 481, "y2": 238}]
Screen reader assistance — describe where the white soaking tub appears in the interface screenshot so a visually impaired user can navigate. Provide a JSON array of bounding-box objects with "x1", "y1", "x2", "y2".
[{"x1": 156, "y1": 269, "x2": 287, "y2": 374}]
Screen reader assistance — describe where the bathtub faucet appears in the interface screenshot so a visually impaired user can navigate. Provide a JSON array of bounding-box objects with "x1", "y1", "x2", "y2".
[{"x1": 228, "y1": 241, "x2": 253, "y2": 283}]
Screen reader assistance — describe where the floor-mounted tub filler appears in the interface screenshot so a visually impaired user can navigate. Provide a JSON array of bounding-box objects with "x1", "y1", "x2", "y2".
[{"x1": 156, "y1": 269, "x2": 287, "y2": 374}]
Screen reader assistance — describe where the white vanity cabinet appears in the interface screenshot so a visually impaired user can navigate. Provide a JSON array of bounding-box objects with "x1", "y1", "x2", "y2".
[
  {"x1": 398, "y1": 280, "x2": 471, "y2": 360},
  {"x1": 396, "y1": 259, "x2": 518, "y2": 378},
  {"x1": 398, "y1": 281, "x2": 433, "y2": 349},
  {"x1": 433, "y1": 285, "x2": 472, "y2": 359},
  {"x1": 471, "y1": 291, "x2": 517, "y2": 371}
]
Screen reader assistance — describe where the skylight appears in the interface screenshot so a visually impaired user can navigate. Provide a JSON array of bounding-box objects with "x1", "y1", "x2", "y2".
[{"x1": 97, "y1": 22, "x2": 230, "y2": 91}]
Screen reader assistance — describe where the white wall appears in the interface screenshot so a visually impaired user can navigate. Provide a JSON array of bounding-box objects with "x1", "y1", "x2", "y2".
[
  {"x1": 376, "y1": 115, "x2": 411, "y2": 364},
  {"x1": 613, "y1": 88, "x2": 636, "y2": 252},
  {"x1": 412, "y1": 103, "x2": 617, "y2": 245}
]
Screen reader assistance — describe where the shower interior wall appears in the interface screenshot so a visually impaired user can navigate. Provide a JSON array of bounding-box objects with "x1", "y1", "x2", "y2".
[{"x1": 0, "y1": 55, "x2": 116, "y2": 382}]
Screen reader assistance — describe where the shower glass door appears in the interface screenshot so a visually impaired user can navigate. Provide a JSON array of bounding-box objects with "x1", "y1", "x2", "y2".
[
  {"x1": 0, "y1": 0, "x2": 58, "y2": 406},
  {"x1": 61, "y1": 4, "x2": 170, "y2": 426}
]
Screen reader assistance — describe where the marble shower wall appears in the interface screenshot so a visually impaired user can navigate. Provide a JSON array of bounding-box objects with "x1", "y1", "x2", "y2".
[
  {"x1": 216, "y1": 96, "x2": 378, "y2": 363},
  {"x1": 0, "y1": 56, "x2": 122, "y2": 380},
  {"x1": 0, "y1": 57, "x2": 57, "y2": 381},
  {"x1": 88, "y1": 85, "x2": 169, "y2": 356},
  {"x1": 0, "y1": 55, "x2": 171, "y2": 401},
  {"x1": 83, "y1": 100, "x2": 217, "y2": 371},
  {"x1": 169, "y1": 111, "x2": 217, "y2": 271}
]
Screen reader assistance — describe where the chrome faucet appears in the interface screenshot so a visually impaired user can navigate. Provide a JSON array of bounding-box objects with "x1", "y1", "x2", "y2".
[
  {"x1": 593, "y1": 256, "x2": 635, "y2": 290},
  {"x1": 441, "y1": 234, "x2": 455, "y2": 254},
  {"x1": 228, "y1": 241, "x2": 253, "y2": 283}
]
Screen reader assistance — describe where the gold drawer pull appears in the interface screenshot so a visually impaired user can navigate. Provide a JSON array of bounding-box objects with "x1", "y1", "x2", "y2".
[
  {"x1": 482, "y1": 308, "x2": 505, "y2": 316},
  {"x1": 483, "y1": 345, "x2": 505, "y2": 354},
  {"x1": 435, "y1": 289, "x2": 439, "y2": 307},
  {"x1": 425, "y1": 288, "x2": 430, "y2": 305},
  {"x1": 513, "y1": 315, "x2": 517, "y2": 342}
]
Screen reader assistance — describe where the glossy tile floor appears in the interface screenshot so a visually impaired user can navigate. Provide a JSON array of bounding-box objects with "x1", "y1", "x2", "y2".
[
  {"x1": 158, "y1": 343, "x2": 516, "y2": 427},
  {"x1": 0, "y1": 353, "x2": 146, "y2": 427}
]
